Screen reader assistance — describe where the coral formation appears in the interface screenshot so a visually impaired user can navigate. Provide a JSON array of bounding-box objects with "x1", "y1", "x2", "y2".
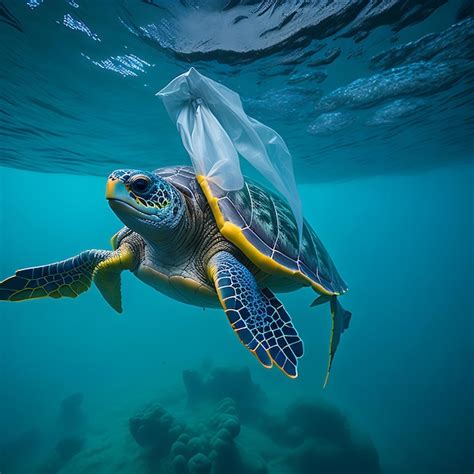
[
  {"x1": 261, "y1": 401, "x2": 380, "y2": 473},
  {"x1": 55, "y1": 436, "x2": 85, "y2": 463},
  {"x1": 129, "y1": 395, "x2": 262, "y2": 474},
  {"x1": 129, "y1": 402, "x2": 183, "y2": 452},
  {"x1": 59, "y1": 392, "x2": 84, "y2": 434},
  {"x1": 125, "y1": 366, "x2": 380, "y2": 474},
  {"x1": 35, "y1": 365, "x2": 380, "y2": 474},
  {"x1": 182, "y1": 366, "x2": 266, "y2": 421},
  {"x1": 38, "y1": 436, "x2": 85, "y2": 474},
  {"x1": 33, "y1": 395, "x2": 87, "y2": 474}
]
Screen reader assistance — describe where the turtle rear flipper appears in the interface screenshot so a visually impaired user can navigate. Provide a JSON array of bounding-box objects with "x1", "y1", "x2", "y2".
[
  {"x1": 0, "y1": 246, "x2": 135, "y2": 313},
  {"x1": 324, "y1": 296, "x2": 351, "y2": 387}
]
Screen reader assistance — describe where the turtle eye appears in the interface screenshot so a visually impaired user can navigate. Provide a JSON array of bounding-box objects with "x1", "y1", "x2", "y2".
[{"x1": 130, "y1": 175, "x2": 151, "y2": 194}]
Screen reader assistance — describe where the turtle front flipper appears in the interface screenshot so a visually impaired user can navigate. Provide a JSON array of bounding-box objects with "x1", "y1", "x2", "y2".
[
  {"x1": 0, "y1": 245, "x2": 136, "y2": 313},
  {"x1": 208, "y1": 251, "x2": 304, "y2": 378}
]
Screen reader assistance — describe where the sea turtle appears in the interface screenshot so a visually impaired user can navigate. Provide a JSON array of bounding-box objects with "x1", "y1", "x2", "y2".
[{"x1": 0, "y1": 166, "x2": 351, "y2": 383}]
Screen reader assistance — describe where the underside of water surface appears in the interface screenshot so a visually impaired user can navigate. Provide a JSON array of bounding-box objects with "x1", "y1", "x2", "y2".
[{"x1": 0, "y1": 0, "x2": 472, "y2": 179}]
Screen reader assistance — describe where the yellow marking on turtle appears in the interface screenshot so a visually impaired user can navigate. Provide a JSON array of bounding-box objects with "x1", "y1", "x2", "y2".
[
  {"x1": 93, "y1": 244, "x2": 135, "y2": 313},
  {"x1": 105, "y1": 178, "x2": 118, "y2": 199},
  {"x1": 110, "y1": 231, "x2": 120, "y2": 250},
  {"x1": 197, "y1": 175, "x2": 336, "y2": 297},
  {"x1": 94, "y1": 244, "x2": 134, "y2": 274}
]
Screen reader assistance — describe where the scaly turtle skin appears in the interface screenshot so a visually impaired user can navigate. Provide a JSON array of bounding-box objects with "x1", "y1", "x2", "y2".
[{"x1": 0, "y1": 166, "x2": 351, "y2": 383}]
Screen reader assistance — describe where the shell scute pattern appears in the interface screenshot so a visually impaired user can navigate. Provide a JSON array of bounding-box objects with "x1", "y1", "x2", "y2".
[
  {"x1": 246, "y1": 184, "x2": 279, "y2": 249},
  {"x1": 156, "y1": 166, "x2": 207, "y2": 211},
  {"x1": 206, "y1": 176, "x2": 347, "y2": 295},
  {"x1": 153, "y1": 166, "x2": 347, "y2": 295},
  {"x1": 218, "y1": 195, "x2": 247, "y2": 229},
  {"x1": 268, "y1": 193, "x2": 299, "y2": 261}
]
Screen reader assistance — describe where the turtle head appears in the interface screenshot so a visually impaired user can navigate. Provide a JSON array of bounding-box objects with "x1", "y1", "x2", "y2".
[{"x1": 106, "y1": 169, "x2": 185, "y2": 240}]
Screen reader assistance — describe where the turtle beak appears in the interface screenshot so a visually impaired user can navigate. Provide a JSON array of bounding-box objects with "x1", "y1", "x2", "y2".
[
  {"x1": 106, "y1": 178, "x2": 152, "y2": 220},
  {"x1": 106, "y1": 178, "x2": 145, "y2": 218},
  {"x1": 106, "y1": 178, "x2": 129, "y2": 202}
]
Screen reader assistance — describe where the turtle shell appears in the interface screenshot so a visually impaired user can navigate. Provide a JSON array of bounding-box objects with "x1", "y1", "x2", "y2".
[{"x1": 158, "y1": 166, "x2": 347, "y2": 296}]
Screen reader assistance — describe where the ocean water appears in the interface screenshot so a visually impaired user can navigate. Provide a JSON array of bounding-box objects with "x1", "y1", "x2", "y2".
[{"x1": 0, "y1": 1, "x2": 473, "y2": 474}]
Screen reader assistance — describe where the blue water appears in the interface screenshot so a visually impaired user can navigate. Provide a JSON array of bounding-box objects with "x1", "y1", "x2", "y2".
[{"x1": 0, "y1": 1, "x2": 473, "y2": 474}]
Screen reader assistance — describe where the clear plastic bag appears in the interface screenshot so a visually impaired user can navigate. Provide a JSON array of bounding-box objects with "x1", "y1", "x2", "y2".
[{"x1": 157, "y1": 67, "x2": 303, "y2": 241}]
